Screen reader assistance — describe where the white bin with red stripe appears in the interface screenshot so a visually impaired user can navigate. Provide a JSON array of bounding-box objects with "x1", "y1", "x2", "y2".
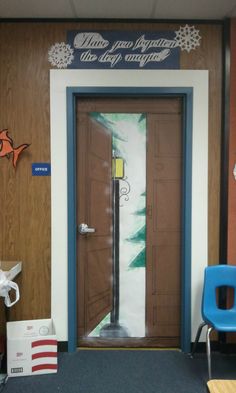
[{"x1": 7, "y1": 319, "x2": 57, "y2": 377}]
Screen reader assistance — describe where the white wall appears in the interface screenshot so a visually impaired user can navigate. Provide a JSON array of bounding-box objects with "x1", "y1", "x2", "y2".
[{"x1": 50, "y1": 69, "x2": 209, "y2": 342}]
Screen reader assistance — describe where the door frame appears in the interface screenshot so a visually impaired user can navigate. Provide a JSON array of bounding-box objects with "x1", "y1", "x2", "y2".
[{"x1": 66, "y1": 86, "x2": 193, "y2": 353}]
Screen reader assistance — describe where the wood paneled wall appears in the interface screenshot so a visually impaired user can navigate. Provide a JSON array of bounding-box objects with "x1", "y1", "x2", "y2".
[
  {"x1": 228, "y1": 19, "x2": 236, "y2": 265},
  {"x1": 0, "y1": 22, "x2": 222, "y2": 323}
]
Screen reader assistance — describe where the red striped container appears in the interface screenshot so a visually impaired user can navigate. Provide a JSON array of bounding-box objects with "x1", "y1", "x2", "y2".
[
  {"x1": 31, "y1": 338, "x2": 57, "y2": 375},
  {"x1": 7, "y1": 319, "x2": 57, "y2": 377}
]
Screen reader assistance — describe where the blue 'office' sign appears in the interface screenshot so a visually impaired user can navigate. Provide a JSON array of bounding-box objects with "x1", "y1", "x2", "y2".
[
  {"x1": 32, "y1": 163, "x2": 51, "y2": 176},
  {"x1": 67, "y1": 31, "x2": 180, "y2": 69}
]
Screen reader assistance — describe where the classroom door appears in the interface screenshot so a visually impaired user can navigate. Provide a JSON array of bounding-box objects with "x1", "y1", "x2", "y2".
[{"x1": 76, "y1": 97, "x2": 182, "y2": 347}]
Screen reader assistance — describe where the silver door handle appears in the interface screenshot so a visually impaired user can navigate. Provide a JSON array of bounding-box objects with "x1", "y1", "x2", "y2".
[{"x1": 78, "y1": 223, "x2": 96, "y2": 234}]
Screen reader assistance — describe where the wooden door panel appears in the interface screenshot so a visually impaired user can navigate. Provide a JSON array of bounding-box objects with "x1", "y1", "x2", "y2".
[
  {"x1": 77, "y1": 110, "x2": 113, "y2": 337},
  {"x1": 150, "y1": 246, "x2": 181, "y2": 292},
  {"x1": 77, "y1": 98, "x2": 182, "y2": 114},
  {"x1": 153, "y1": 304, "x2": 180, "y2": 337},
  {"x1": 89, "y1": 154, "x2": 110, "y2": 181},
  {"x1": 89, "y1": 179, "x2": 111, "y2": 235},
  {"x1": 87, "y1": 294, "x2": 112, "y2": 323},
  {"x1": 87, "y1": 248, "x2": 112, "y2": 330},
  {"x1": 153, "y1": 115, "x2": 181, "y2": 157},
  {"x1": 87, "y1": 248, "x2": 112, "y2": 298},
  {"x1": 89, "y1": 120, "x2": 111, "y2": 158},
  {"x1": 155, "y1": 231, "x2": 181, "y2": 246},
  {"x1": 155, "y1": 247, "x2": 181, "y2": 290},
  {"x1": 146, "y1": 110, "x2": 182, "y2": 344},
  {"x1": 154, "y1": 180, "x2": 181, "y2": 230},
  {"x1": 155, "y1": 157, "x2": 181, "y2": 180}
]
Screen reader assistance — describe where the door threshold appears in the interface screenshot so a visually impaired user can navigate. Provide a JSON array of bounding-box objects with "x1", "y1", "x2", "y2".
[
  {"x1": 78, "y1": 336, "x2": 180, "y2": 348},
  {"x1": 77, "y1": 347, "x2": 181, "y2": 351}
]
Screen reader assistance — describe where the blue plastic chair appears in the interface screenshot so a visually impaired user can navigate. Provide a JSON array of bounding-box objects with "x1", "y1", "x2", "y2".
[{"x1": 191, "y1": 265, "x2": 236, "y2": 380}]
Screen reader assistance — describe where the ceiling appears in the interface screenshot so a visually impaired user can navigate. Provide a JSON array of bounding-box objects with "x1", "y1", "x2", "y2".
[{"x1": 0, "y1": 0, "x2": 236, "y2": 20}]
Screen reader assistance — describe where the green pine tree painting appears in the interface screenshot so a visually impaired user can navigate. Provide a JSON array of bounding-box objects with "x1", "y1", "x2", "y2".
[
  {"x1": 127, "y1": 225, "x2": 146, "y2": 268},
  {"x1": 129, "y1": 248, "x2": 146, "y2": 268},
  {"x1": 127, "y1": 225, "x2": 145, "y2": 243},
  {"x1": 133, "y1": 207, "x2": 146, "y2": 216},
  {"x1": 127, "y1": 192, "x2": 146, "y2": 269}
]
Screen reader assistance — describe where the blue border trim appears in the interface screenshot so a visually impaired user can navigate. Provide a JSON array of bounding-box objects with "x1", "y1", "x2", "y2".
[
  {"x1": 67, "y1": 86, "x2": 193, "y2": 353},
  {"x1": 67, "y1": 90, "x2": 77, "y2": 352},
  {"x1": 181, "y1": 90, "x2": 193, "y2": 353}
]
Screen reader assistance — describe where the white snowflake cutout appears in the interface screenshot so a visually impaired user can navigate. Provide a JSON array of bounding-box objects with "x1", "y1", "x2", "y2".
[
  {"x1": 174, "y1": 25, "x2": 201, "y2": 53},
  {"x1": 48, "y1": 42, "x2": 74, "y2": 69}
]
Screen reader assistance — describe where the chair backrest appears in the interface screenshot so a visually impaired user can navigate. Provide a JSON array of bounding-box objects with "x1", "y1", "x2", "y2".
[{"x1": 202, "y1": 265, "x2": 236, "y2": 319}]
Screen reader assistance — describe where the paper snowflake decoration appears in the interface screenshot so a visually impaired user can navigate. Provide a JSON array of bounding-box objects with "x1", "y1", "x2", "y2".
[
  {"x1": 175, "y1": 25, "x2": 201, "y2": 53},
  {"x1": 48, "y1": 42, "x2": 74, "y2": 69}
]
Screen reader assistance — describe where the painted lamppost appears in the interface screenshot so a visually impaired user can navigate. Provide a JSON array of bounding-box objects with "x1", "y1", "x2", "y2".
[{"x1": 99, "y1": 152, "x2": 130, "y2": 338}]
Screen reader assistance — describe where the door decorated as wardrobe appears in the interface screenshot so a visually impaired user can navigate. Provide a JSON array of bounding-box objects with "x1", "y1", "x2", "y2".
[{"x1": 76, "y1": 98, "x2": 182, "y2": 347}]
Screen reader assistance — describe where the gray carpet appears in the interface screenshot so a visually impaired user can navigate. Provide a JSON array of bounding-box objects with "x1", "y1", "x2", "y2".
[{"x1": 2, "y1": 350, "x2": 236, "y2": 393}]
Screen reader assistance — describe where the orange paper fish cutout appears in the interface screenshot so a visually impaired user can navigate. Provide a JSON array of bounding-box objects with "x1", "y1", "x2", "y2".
[{"x1": 0, "y1": 129, "x2": 30, "y2": 168}]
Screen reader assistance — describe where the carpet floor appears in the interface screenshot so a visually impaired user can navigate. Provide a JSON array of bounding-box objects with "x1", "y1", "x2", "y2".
[{"x1": 2, "y1": 350, "x2": 236, "y2": 393}]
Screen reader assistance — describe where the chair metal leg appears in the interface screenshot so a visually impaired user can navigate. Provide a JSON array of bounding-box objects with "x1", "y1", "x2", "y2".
[
  {"x1": 191, "y1": 322, "x2": 207, "y2": 357},
  {"x1": 206, "y1": 326, "x2": 213, "y2": 380}
]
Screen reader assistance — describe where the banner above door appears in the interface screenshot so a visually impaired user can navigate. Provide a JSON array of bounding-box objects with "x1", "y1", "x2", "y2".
[{"x1": 48, "y1": 26, "x2": 202, "y2": 70}]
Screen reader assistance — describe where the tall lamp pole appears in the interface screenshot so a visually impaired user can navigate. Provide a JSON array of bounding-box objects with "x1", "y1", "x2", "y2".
[{"x1": 100, "y1": 152, "x2": 129, "y2": 338}]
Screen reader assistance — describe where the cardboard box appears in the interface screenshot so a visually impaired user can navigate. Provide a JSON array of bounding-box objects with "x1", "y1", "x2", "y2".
[{"x1": 7, "y1": 319, "x2": 57, "y2": 377}]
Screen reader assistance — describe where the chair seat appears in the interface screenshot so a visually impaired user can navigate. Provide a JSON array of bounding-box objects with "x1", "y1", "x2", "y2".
[
  {"x1": 207, "y1": 380, "x2": 236, "y2": 393},
  {"x1": 192, "y1": 265, "x2": 236, "y2": 380},
  {"x1": 205, "y1": 312, "x2": 236, "y2": 332}
]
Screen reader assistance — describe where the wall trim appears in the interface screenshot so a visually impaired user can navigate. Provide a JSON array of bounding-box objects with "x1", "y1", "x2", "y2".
[
  {"x1": 220, "y1": 18, "x2": 230, "y2": 267},
  {"x1": 0, "y1": 18, "x2": 224, "y2": 24},
  {"x1": 50, "y1": 69, "x2": 208, "y2": 355}
]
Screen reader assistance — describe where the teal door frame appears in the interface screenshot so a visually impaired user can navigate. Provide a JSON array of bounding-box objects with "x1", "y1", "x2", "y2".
[{"x1": 66, "y1": 86, "x2": 193, "y2": 353}]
